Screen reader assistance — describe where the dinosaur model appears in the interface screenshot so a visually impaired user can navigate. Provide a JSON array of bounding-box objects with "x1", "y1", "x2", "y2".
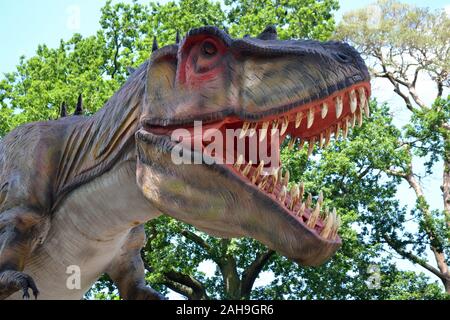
[{"x1": 0, "y1": 26, "x2": 370, "y2": 300}]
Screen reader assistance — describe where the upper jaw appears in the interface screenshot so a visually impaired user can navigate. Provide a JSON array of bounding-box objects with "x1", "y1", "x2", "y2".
[
  {"x1": 144, "y1": 26, "x2": 370, "y2": 129},
  {"x1": 141, "y1": 80, "x2": 370, "y2": 130}
]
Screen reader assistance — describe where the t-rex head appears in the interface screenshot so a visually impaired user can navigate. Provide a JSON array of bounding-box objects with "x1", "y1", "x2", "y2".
[{"x1": 136, "y1": 26, "x2": 370, "y2": 266}]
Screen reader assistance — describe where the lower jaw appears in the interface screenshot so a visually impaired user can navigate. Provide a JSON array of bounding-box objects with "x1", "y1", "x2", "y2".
[
  {"x1": 136, "y1": 129, "x2": 340, "y2": 246},
  {"x1": 136, "y1": 141, "x2": 340, "y2": 267}
]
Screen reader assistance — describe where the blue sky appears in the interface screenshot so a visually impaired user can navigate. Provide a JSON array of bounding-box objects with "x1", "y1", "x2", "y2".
[
  {"x1": 0, "y1": 0, "x2": 449, "y2": 297},
  {"x1": 0, "y1": 0, "x2": 448, "y2": 75}
]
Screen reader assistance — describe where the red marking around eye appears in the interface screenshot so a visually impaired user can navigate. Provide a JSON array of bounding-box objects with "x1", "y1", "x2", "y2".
[{"x1": 177, "y1": 35, "x2": 227, "y2": 88}]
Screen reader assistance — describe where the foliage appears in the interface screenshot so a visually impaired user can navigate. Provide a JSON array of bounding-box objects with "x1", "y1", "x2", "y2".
[
  {"x1": 226, "y1": 0, "x2": 339, "y2": 40},
  {"x1": 0, "y1": 34, "x2": 119, "y2": 137},
  {"x1": 1, "y1": 0, "x2": 448, "y2": 299},
  {"x1": 337, "y1": 0, "x2": 449, "y2": 294}
]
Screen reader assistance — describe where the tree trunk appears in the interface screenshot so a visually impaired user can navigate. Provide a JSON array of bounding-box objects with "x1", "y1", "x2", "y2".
[
  {"x1": 220, "y1": 255, "x2": 242, "y2": 299},
  {"x1": 404, "y1": 172, "x2": 450, "y2": 293},
  {"x1": 443, "y1": 148, "x2": 450, "y2": 230},
  {"x1": 442, "y1": 139, "x2": 450, "y2": 293}
]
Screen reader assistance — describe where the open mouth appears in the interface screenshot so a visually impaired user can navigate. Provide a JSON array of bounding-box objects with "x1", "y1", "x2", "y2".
[{"x1": 141, "y1": 82, "x2": 370, "y2": 244}]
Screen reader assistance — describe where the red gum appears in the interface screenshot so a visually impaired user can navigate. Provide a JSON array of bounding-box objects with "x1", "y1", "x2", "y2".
[
  {"x1": 229, "y1": 163, "x2": 327, "y2": 235},
  {"x1": 282, "y1": 82, "x2": 371, "y2": 139}
]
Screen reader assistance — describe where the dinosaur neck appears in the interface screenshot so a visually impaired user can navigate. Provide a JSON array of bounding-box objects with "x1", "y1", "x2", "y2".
[{"x1": 54, "y1": 61, "x2": 149, "y2": 208}]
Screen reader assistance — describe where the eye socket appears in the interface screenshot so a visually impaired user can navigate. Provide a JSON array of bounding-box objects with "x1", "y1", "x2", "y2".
[{"x1": 201, "y1": 40, "x2": 217, "y2": 57}]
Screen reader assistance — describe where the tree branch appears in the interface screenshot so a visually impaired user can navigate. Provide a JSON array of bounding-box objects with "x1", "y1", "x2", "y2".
[
  {"x1": 241, "y1": 249, "x2": 275, "y2": 299},
  {"x1": 407, "y1": 85, "x2": 428, "y2": 110},
  {"x1": 383, "y1": 235, "x2": 448, "y2": 282},
  {"x1": 162, "y1": 270, "x2": 209, "y2": 300},
  {"x1": 180, "y1": 229, "x2": 213, "y2": 255},
  {"x1": 389, "y1": 167, "x2": 450, "y2": 291},
  {"x1": 385, "y1": 168, "x2": 407, "y2": 178}
]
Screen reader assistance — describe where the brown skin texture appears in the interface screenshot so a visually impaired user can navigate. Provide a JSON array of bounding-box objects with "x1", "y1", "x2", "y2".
[{"x1": 0, "y1": 26, "x2": 369, "y2": 299}]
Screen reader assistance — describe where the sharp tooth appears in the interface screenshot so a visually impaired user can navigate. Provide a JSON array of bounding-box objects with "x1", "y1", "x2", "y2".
[
  {"x1": 299, "y1": 182, "x2": 304, "y2": 199},
  {"x1": 335, "y1": 96, "x2": 343, "y2": 118},
  {"x1": 283, "y1": 170, "x2": 290, "y2": 187},
  {"x1": 239, "y1": 122, "x2": 250, "y2": 139},
  {"x1": 288, "y1": 137, "x2": 296, "y2": 150},
  {"x1": 319, "y1": 132, "x2": 324, "y2": 148},
  {"x1": 320, "y1": 208, "x2": 336, "y2": 239},
  {"x1": 351, "y1": 113, "x2": 356, "y2": 128},
  {"x1": 297, "y1": 203, "x2": 306, "y2": 218},
  {"x1": 299, "y1": 139, "x2": 305, "y2": 149},
  {"x1": 242, "y1": 160, "x2": 252, "y2": 176},
  {"x1": 357, "y1": 110, "x2": 363, "y2": 127},
  {"x1": 295, "y1": 112, "x2": 303, "y2": 128},
  {"x1": 350, "y1": 90, "x2": 357, "y2": 113},
  {"x1": 277, "y1": 167, "x2": 283, "y2": 182},
  {"x1": 251, "y1": 160, "x2": 264, "y2": 184},
  {"x1": 280, "y1": 116, "x2": 289, "y2": 135},
  {"x1": 342, "y1": 118, "x2": 349, "y2": 139},
  {"x1": 271, "y1": 119, "x2": 279, "y2": 135},
  {"x1": 269, "y1": 167, "x2": 279, "y2": 192},
  {"x1": 307, "y1": 203, "x2": 321, "y2": 228},
  {"x1": 307, "y1": 137, "x2": 315, "y2": 157},
  {"x1": 249, "y1": 123, "x2": 257, "y2": 137},
  {"x1": 358, "y1": 87, "x2": 366, "y2": 104},
  {"x1": 321, "y1": 103, "x2": 328, "y2": 119},
  {"x1": 318, "y1": 191, "x2": 324, "y2": 204},
  {"x1": 256, "y1": 160, "x2": 264, "y2": 174},
  {"x1": 272, "y1": 167, "x2": 279, "y2": 181},
  {"x1": 260, "y1": 121, "x2": 269, "y2": 142},
  {"x1": 251, "y1": 173, "x2": 258, "y2": 184},
  {"x1": 234, "y1": 154, "x2": 244, "y2": 168},
  {"x1": 290, "y1": 184, "x2": 299, "y2": 210},
  {"x1": 324, "y1": 129, "x2": 331, "y2": 147},
  {"x1": 334, "y1": 122, "x2": 341, "y2": 140},
  {"x1": 358, "y1": 88, "x2": 370, "y2": 117},
  {"x1": 257, "y1": 174, "x2": 269, "y2": 190},
  {"x1": 278, "y1": 185, "x2": 287, "y2": 203},
  {"x1": 307, "y1": 108, "x2": 315, "y2": 129},
  {"x1": 364, "y1": 103, "x2": 370, "y2": 118},
  {"x1": 305, "y1": 193, "x2": 312, "y2": 208},
  {"x1": 331, "y1": 214, "x2": 341, "y2": 239}
]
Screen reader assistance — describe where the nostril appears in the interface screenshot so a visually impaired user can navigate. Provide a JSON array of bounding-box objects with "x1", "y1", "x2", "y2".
[{"x1": 334, "y1": 52, "x2": 351, "y2": 63}]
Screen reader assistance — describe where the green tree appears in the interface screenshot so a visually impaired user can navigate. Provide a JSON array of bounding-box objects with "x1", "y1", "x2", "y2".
[
  {"x1": 336, "y1": 0, "x2": 449, "y2": 293},
  {"x1": 87, "y1": 1, "x2": 446, "y2": 300},
  {"x1": 0, "y1": 33, "x2": 119, "y2": 137},
  {"x1": 226, "y1": 0, "x2": 339, "y2": 40},
  {"x1": 2, "y1": 0, "x2": 447, "y2": 300}
]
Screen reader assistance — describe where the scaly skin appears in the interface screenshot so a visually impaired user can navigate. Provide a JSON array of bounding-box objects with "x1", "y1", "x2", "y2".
[{"x1": 0, "y1": 26, "x2": 370, "y2": 299}]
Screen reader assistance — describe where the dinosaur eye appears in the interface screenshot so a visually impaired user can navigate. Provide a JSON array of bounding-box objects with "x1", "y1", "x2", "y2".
[{"x1": 201, "y1": 40, "x2": 217, "y2": 57}]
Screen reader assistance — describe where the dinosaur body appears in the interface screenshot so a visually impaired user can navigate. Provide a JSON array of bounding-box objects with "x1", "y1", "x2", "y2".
[
  {"x1": 0, "y1": 65, "x2": 162, "y2": 299},
  {"x1": 0, "y1": 26, "x2": 370, "y2": 299}
]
